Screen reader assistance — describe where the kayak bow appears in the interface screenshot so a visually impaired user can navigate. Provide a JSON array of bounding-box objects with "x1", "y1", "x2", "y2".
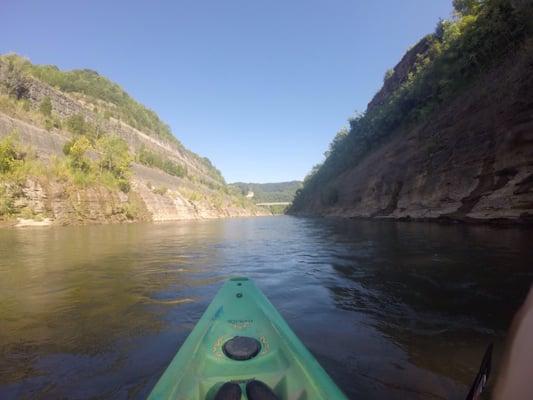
[{"x1": 148, "y1": 277, "x2": 347, "y2": 399}]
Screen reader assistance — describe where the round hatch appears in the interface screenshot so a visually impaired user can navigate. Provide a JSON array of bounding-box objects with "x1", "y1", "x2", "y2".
[{"x1": 222, "y1": 336, "x2": 261, "y2": 361}]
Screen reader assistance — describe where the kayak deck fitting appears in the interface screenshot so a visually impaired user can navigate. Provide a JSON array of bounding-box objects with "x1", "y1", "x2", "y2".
[{"x1": 148, "y1": 277, "x2": 347, "y2": 400}]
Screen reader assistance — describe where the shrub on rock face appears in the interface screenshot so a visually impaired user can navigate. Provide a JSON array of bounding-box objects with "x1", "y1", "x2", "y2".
[
  {"x1": 96, "y1": 135, "x2": 132, "y2": 192},
  {"x1": 64, "y1": 136, "x2": 91, "y2": 172},
  {"x1": 0, "y1": 186, "x2": 15, "y2": 217},
  {"x1": 153, "y1": 186, "x2": 168, "y2": 196},
  {"x1": 137, "y1": 145, "x2": 187, "y2": 178},
  {"x1": 39, "y1": 96, "x2": 52, "y2": 117},
  {"x1": 0, "y1": 135, "x2": 20, "y2": 174},
  {"x1": 0, "y1": 59, "x2": 30, "y2": 100},
  {"x1": 65, "y1": 114, "x2": 88, "y2": 136}
]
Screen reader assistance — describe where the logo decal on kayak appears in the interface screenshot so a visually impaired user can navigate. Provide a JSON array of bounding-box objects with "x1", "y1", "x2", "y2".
[{"x1": 227, "y1": 319, "x2": 253, "y2": 330}]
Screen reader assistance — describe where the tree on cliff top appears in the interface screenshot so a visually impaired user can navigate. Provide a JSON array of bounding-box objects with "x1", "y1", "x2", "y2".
[{"x1": 453, "y1": 0, "x2": 483, "y2": 15}]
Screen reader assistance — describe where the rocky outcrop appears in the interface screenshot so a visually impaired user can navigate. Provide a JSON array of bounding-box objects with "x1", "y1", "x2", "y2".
[
  {"x1": 0, "y1": 113, "x2": 66, "y2": 158},
  {"x1": 290, "y1": 41, "x2": 533, "y2": 224},
  {"x1": 0, "y1": 59, "x2": 269, "y2": 225},
  {"x1": 3, "y1": 178, "x2": 151, "y2": 226},
  {"x1": 0, "y1": 114, "x2": 268, "y2": 225},
  {"x1": 368, "y1": 36, "x2": 432, "y2": 111},
  {"x1": 7, "y1": 70, "x2": 218, "y2": 183}
]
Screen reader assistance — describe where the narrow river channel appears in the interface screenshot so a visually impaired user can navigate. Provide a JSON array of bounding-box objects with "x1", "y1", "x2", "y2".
[{"x1": 1, "y1": 216, "x2": 531, "y2": 399}]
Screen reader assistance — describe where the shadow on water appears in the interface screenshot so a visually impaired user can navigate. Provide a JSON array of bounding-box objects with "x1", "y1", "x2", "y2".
[
  {"x1": 292, "y1": 219, "x2": 533, "y2": 399},
  {"x1": 0, "y1": 217, "x2": 531, "y2": 399}
]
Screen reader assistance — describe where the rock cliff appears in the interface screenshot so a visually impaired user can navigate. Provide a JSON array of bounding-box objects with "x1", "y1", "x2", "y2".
[
  {"x1": 289, "y1": 6, "x2": 533, "y2": 224},
  {"x1": 0, "y1": 57, "x2": 268, "y2": 226}
]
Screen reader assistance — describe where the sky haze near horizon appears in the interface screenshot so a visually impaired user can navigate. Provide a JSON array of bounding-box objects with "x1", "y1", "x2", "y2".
[{"x1": 1, "y1": 0, "x2": 453, "y2": 183}]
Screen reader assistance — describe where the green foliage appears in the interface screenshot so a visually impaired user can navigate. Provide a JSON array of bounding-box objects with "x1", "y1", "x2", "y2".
[
  {"x1": 201, "y1": 157, "x2": 226, "y2": 184},
  {"x1": 230, "y1": 181, "x2": 303, "y2": 203},
  {"x1": 265, "y1": 204, "x2": 288, "y2": 215},
  {"x1": 96, "y1": 135, "x2": 133, "y2": 192},
  {"x1": 0, "y1": 54, "x2": 225, "y2": 190},
  {"x1": 44, "y1": 118, "x2": 54, "y2": 131},
  {"x1": 182, "y1": 189, "x2": 203, "y2": 202},
  {"x1": 64, "y1": 113, "x2": 104, "y2": 140},
  {"x1": 0, "y1": 185, "x2": 15, "y2": 217},
  {"x1": 292, "y1": 0, "x2": 530, "y2": 211},
  {"x1": 153, "y1": 186, "x2": 168, "y2": 196},
  {"x1": 63, "y1": 136, "x2": 91, "y2": 172},
  {"x1": 0, "y1": 134, "x2": 21, "y2": 174},
  {"x1": 384, "y1": 68, "x2": 394, "y2": 82},
  {"x1": 39, "y1": 96, "x2": 52, "y2": 116},
  {"x1": 137, "y1": 146, "x2": 187, "y2": 178},
  {"x1": 66, "y1": 114, "x2": 88, "y2": 135},
  {"x1": 61, "y1": 134, "x2": 133, "y2": 191},
  {"x1": 4, "y1": 59, "x2": 176, "y2": 142},
  {"x1": 0, "y1": 132, "x2": 138, "y2": 221},
  {"x1": 0, "y1": 55, "x2": 29, "y2": 100},
  {"x1": 0, "y1": 134, "x2": 48, "y2": 217},
  {"x1": 453, "y1": 0, "x2": 482, "y2": 15},
  {"x1": 122, "y1": 200, "x2": 140, "y2": 220}
]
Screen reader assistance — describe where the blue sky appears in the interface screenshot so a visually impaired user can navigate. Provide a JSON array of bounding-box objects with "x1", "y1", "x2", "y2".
[{"x1": 1, "y1": 0, "x2": 452, "y2": 183}]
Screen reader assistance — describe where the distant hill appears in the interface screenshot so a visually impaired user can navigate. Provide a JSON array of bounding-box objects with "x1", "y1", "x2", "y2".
[{"x1": 230, "y1": 181, "x2": 302, "y2": 203}]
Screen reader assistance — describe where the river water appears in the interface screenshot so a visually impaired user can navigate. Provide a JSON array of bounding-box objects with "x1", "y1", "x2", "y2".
[{"x1": 0, "y1": 216, "x2": 532, "y2": 399}]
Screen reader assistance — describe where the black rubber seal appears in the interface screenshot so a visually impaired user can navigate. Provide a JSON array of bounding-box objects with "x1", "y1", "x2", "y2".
[{"x1": 222, "y1": 336, "x2": 261, "y2": 361}]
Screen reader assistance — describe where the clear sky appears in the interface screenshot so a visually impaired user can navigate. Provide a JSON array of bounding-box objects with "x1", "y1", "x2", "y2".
[{"x1": 1, "y1": 0, "x2": 452, "y2": 183}]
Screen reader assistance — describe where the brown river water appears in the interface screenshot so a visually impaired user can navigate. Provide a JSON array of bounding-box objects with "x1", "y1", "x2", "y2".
[{"x1": 0, "y1": 216, "x2": 532, "y2": 399}]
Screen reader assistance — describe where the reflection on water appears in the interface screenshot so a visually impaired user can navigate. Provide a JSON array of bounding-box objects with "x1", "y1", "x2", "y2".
[{"x1": 0, "y1": 217, "x2": 531, "y2": 399}]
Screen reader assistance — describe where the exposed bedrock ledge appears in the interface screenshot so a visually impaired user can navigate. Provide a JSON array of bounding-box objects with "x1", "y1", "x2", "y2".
[{"x1": 0, "y1": 114, "x2": 269, "y2": 226}]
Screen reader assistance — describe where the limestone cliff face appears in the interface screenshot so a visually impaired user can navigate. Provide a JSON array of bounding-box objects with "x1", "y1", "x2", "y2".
[
  {"x1": 290, "y1": 42, "x2": 533, "y2": 224},
  {"x1": 0, "y1": 66, "x2": 221, "y2": 183},
  {"x1": 0, "y1": 61, "x2": 269, "y2": 225}
]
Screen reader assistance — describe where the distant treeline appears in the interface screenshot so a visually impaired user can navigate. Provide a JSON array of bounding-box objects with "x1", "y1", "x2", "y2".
[
  {"x1": 291, "y1": 0, "x2": 533, "y2": 211},
  {"x1": 230, "y1": 181, "x2": 303, "y2": 203}
]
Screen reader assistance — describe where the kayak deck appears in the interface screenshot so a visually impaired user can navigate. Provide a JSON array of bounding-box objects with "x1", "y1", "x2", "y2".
[{"x1": 148, "y1": 277, "x2": 347, "y2": 400}]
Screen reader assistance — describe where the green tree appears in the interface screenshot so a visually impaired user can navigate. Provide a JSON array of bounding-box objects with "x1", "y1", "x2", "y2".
[
  {"x1": 453, "y1": 0, "x2": 481, "y2": 15},
  {"x1": 39, "y1": 96, "x2": 52, "y2": 116},
  {"x1": 1, "y1": 58, "x2": 29, "y2": 100},
  {"x1": 64, "y1": 136, "x2": 91, "y2": 172},
  {"x1": 384, "y1": 68, "x2": 394, "y2": 82},
  {"x1": 0, "y1": 134, "x2": 20, "y2": 174},
  {"x1": 96, "y1": 135, "x2": 132, "y2": 191}
]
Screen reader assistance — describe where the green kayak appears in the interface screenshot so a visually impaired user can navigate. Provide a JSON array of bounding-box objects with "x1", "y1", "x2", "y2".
[{"x1": 148, "y1": 277, "x2": 348, "y2": 400}]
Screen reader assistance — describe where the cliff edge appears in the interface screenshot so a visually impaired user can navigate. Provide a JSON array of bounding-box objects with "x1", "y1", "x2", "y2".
[{"x1": 289, "y1": 0, "x2": 533, "y2": 224}]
